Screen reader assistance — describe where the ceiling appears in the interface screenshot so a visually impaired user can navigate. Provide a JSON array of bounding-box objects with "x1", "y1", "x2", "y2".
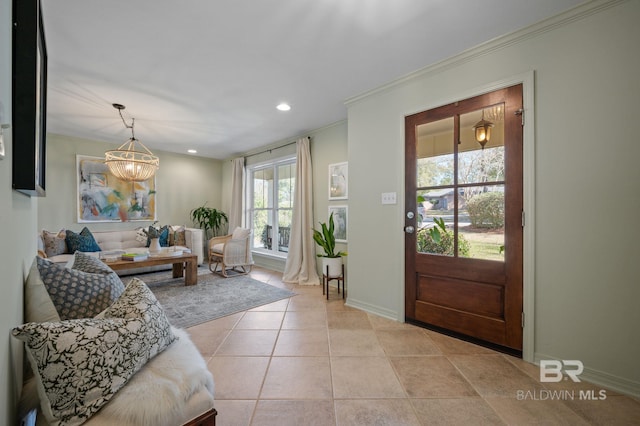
[{"x1": 41, "y1": 0, "x2": 585, "y2": 160}]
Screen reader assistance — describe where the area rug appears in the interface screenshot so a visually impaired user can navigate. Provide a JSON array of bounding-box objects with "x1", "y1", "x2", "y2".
[{"x1": 123, "y1": 268, "x2": 296, "y2": 329}]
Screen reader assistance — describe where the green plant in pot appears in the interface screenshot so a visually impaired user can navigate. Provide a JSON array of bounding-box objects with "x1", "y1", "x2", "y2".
[
  {"x1": 313, "y1": 213, "x2": 347, "y2": 277},
  {"x1": 190, "y1": 203, "x2": 228, "y2": 240}
]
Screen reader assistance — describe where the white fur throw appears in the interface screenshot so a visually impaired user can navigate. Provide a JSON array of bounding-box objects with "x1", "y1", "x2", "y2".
[{"x1": 84, "y1": 327, "x2": 214, "y2": 426}]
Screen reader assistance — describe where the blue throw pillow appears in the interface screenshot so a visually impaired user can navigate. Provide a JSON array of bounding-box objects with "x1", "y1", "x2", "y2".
[{"x1": 65, "y1": 227, "x2": 102, "y2": 252}]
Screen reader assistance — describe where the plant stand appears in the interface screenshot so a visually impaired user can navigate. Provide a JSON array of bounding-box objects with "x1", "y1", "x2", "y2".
[{"x1": 323, "y1": 263, "x2": 345, "y2": 300}]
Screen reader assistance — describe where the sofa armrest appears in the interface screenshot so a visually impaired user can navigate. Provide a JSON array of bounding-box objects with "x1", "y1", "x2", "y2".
[{"x1": 184, "y1": 228, "x2": 204, "y2": 265}]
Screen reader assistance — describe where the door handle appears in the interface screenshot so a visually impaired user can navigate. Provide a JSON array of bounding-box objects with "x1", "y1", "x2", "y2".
[{"x1": 404, "y1": 226, "x2": 415, "y2": 234}]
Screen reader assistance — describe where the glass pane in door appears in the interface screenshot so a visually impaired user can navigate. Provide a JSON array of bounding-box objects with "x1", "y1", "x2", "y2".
[
  {"x1": 416, "y1": 117, "x2": 454, "y2": 187},
  {"x1": 459, "y1": 104, "x2": 505, "y2": 184},
  {"x1": 458, "y1": 185, "x2": 505, "y2": 260},
  {"x1": 416, "y1": 117, "x2": 454, "y2": 256},
  {"x1": 417, "y1": 188, "x2": 455, "y2": 256}
]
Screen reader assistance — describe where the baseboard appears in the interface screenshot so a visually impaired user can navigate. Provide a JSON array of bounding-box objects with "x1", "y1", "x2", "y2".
[
  {"x1": 534, "y1": 352, "x2": 640, "y2": 398},
  {"x1": 345, "y1": 297, "x2": 399, "y2": 322},
  {"x1": 252, "y1": 253, "x2": 285, "y2": 272}
]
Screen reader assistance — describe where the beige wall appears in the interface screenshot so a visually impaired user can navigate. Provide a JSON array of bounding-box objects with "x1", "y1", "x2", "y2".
[
  {"x1": 345, "y1": 0, "x2": 640, "y2": 395},
  {"x1": 1, "y1": 0, "x2": 37, "y2": 422},
  {"x1": 39, "y1": 134, "x2": 224, "y2": 233}
]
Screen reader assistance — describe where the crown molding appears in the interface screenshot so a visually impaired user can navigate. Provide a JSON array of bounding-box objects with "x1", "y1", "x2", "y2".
[{"x1": 345, "y1": 0, "x2": 626, "y2": 106}]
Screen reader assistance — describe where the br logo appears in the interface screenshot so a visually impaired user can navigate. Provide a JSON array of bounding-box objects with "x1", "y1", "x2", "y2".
[{"x1": 540, "y1": 360, "x2": 583, "y2": 382}]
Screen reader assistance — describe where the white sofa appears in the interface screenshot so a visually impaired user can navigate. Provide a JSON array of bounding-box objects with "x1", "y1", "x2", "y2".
[{"x1": 38, "y1": 226, "x2": 204, "y2": 275}]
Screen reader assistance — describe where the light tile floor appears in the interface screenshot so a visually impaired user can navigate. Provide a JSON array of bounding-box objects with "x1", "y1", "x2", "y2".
[{"x1": 186, "y1": 267, "x2": 640, "y2": 425}]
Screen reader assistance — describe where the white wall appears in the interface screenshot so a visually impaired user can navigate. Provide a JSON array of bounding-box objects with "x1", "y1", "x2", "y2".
[
  {"x1": 0, "y1": 0, "x2": 39, "y2": 422},
  {"x1": 39, "y1": 134, "x2": 224, "y2": 233},
  {"x1": 345, "y1": 0, "x2": 640, "y2": 395}
]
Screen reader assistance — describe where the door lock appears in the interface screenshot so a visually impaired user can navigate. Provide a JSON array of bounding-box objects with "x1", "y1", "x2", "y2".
[{"x1": 406, "y1": 211, "x2": 414, "y2": 219}]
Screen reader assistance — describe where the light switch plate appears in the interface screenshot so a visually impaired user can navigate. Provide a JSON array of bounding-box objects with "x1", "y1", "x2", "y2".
[
  {"x1": 381, "y1": 192, "x2": 397, "y2": 204},
  {"x1": 0, "y1": 124, "x2": 8, "y2": 160}
]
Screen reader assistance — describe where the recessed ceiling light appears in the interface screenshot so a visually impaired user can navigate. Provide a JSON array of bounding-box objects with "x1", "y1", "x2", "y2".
[
  {"x1": 276, "y1": 103, "x2": 291, "y2": 111},
  {"x1": 187, "y1": 149, "x2": 197, "y2": 154}
]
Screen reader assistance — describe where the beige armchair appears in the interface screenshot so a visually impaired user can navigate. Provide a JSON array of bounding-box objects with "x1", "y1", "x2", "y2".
[{"x1": 208, "y1": 227, "x2": 254, "y2": 277}]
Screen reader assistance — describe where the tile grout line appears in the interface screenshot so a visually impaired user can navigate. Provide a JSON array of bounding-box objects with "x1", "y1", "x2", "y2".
[{"x1": 248, "y1": 270, "x2": 286, "y2": 425}]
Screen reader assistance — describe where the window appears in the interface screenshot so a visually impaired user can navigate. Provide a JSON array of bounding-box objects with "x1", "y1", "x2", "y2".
[{"x1": 247, "y1": 156, "x2": 296, "y2": 256}]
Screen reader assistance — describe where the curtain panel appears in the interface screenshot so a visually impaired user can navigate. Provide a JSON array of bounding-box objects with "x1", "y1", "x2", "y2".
[
  {"x1": 283, "y1": 137, "x2": 320, "y2": 285},
  {"x1": 228, "y1": 157, "x2": 245, "y2": 231}
]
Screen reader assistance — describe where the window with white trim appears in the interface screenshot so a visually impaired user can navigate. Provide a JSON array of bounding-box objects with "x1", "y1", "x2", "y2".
[{"x1": 246, "y1": 156, "x2": 296, "y2": 256}]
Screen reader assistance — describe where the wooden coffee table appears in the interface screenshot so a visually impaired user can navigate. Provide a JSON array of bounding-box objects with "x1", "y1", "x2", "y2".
[{"x1": 105, "y1": 253, "x2": 198, "y2": 286}]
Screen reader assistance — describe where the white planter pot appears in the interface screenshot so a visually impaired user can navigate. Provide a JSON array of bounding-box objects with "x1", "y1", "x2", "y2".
[
  {"x1": 149, "y1": 237, "x2": 161, "y2": 253},
  {"x1": 322, "y1": 257, "x2": 343, "y2": 278}
]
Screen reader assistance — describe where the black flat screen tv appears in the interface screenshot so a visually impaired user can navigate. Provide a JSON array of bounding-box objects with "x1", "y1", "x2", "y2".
[{"x1": 12, "y1": 0, "x2": 47, "y2": 197}]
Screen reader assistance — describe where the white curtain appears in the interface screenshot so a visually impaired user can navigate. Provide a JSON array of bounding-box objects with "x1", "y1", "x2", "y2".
[
  {"x1": 228, "y1": 157, "x2": 245, "y2": 231},
  {"x1": 283, "y1": 137, "x2": 320, "y2": 285}
]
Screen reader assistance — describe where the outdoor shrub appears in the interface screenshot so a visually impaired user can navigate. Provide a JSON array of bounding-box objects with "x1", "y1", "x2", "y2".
[
  {"x1": 466, "y1": 192, "x2": 505, "y2": 228},
  {"x1": 416, "y1": 226, "x2": 470, "y2": 257},
  {"x1": 261, "y1": 225, "x2": 270, "y2": 248}
]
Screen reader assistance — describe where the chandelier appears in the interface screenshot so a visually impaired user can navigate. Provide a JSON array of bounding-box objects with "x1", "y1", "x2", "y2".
[{"x1": 105, "y1": 103, "x2": 159, "y2": 182}]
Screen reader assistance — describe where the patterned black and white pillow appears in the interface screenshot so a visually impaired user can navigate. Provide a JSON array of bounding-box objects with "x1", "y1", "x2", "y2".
[
  {"x1": 36, "y1": 257, "x2": 125, "y2": 319},
  {"x1": 71, "y1": 251, "x2": 115, "y2": 274},
  {"x1": 12, "y1": 278, "x2": 177, "y2": 426}
]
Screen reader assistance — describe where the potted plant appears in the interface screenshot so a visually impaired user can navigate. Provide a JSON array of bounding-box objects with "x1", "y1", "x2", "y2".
[
  {"x1": 190, "y1": 203, "x2": 228, "y2": 240},
  {"x1": 313, "y1": 213, "x2": 347, "y2": 277}
]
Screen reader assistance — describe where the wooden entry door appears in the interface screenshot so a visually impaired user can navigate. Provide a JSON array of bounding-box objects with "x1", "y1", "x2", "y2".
[{"x1": 404, "y1": 85, "x2": 523, "y2": 352}]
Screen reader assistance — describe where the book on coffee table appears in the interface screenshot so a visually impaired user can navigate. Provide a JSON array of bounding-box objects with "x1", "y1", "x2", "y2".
[{"x1": 121, "y1": 253, "x2": 149, "y2": 261}]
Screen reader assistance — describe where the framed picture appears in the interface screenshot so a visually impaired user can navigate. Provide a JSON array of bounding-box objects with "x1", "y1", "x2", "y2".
[
  {"x1": 328, "y1": 162, "x2": 348, "y2": 200},
  {"x1": 77, "y1": 155, "x2": 157, "y2": 222},
  {"x1": 12, "y1": 0, "x2": 47, "y2": 197},
  {"x1": 328, "y1": 205, "x2": 347, "y2": 243}
]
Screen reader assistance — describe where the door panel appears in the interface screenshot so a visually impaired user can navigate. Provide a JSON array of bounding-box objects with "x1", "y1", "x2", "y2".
[
  {"x1": 418, "y1": 276, "x2": 504, "y2": 318},
  {"x1": 405, "y1": 85, "x2": 523, "y2": 352}
]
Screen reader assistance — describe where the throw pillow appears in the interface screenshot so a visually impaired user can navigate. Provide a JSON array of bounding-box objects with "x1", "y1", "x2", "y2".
[
  {"x1": 71, "y1": 251, "x2": 116, "y2": 274},
  {"x1": 65, "y1": 227, "x2": 102, "y2": 252},
  {"x1": 24, "y1": 258, "x2": 61, "y2": 324},
  {"x1": 36, "y1": 257, "x2": 125, "y2": 320},
  {"x1": 231, "y1": 227, "x2": 251, "y2": 240},
  {"x1": 41, "y1": 229, "x2": 67, "y2": 257},
  {"x1": 12, "y1": 278, "x2": 177, "y2": 426},
  {"x1": 135, "y1": 226, "x2": 148, "y2": 244},
  {"x1": 168, "y1": 225, "x2": 186, "y2": 246}
]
